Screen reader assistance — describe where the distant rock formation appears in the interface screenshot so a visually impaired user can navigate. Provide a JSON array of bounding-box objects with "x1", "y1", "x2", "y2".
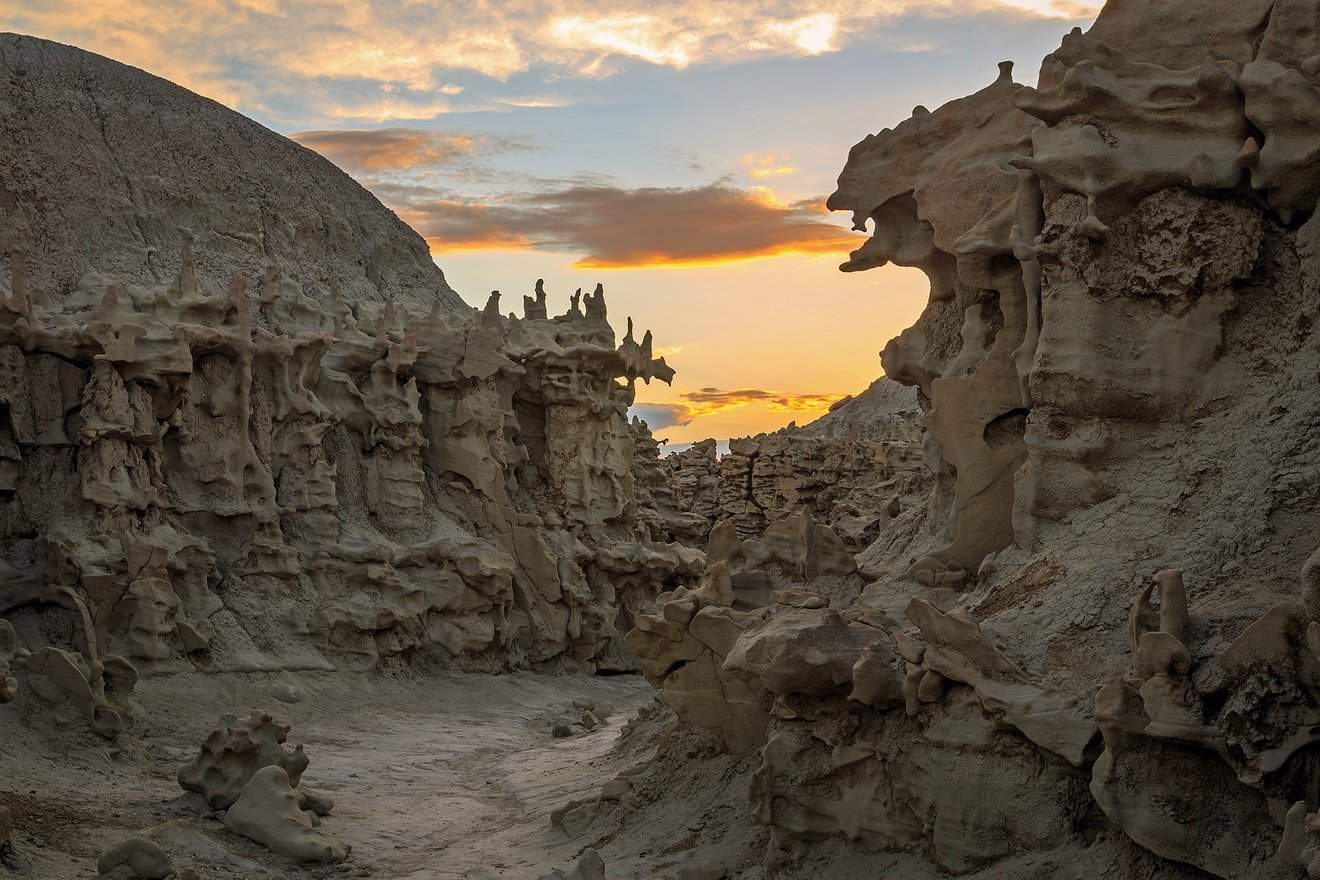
[
  {"x1": 631, "y1": 1, "x2": 1320, "y2": 877},
  {"x1": 661, "y1": 378, "x2": 929, "y2": 546}
]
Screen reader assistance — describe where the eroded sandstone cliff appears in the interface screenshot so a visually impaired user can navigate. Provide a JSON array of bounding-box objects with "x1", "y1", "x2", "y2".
[
  {"x1": 626, "y1": 2, "x2": 1320, "y2": 877},
  {"x1": 0, "y1": 34, "x2": 701, "y2": 746}
]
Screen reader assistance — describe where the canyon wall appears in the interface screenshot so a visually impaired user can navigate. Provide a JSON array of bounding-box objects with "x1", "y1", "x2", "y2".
[
  {"x1": 630, "y1": 1, "x2": 1320, "y2": 877},
  {"x1": 0, "y1": 34, "x2": 701, "y2": 742}
]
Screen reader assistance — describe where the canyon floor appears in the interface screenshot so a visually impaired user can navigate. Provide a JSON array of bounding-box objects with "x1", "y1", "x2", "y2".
[{"x1": 0, "y1": 670, "x2": 769, "y2": 880}]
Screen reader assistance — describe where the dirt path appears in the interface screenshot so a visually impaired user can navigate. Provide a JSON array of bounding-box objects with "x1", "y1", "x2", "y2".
[{"x1": 1, "y1": 670, "x2": 657, "y2": 880}]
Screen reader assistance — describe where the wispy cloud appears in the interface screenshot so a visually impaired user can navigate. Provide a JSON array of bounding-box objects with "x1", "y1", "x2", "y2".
[
  {"x1": 493, "y1": 95, "x2": 574, "y2": 109},
  {"x1": 743, "y1": 152, "x2": 799, "y2": 179},
  {"x1": 294, "y1": 129, "x2": 535, "y2": 173},
  {"x1": 632, "y1": 387, "x2": 840, "y2": 430},
  {"x1": 9, "y1": 0, "x2": 1101, "y2": 121},
  {"x1": 670, "y1": 148, "x2": 705, "y2": 174},
  {"x1": 319, "y1": 98, "x2": 456, "y2": 123}
]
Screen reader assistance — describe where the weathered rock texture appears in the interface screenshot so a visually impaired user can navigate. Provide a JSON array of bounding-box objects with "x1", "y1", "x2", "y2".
[
  {"x1": 662, "y1": 378, "x2": 929, "y2": 547},
  {"x1": 0, "y1": 33, "x2": 701, "y2": 741},
  {"x1": 633, "y1": 2, "x2": 1320, "y2": 877},
  {"x1": 222, "y1": 765, "x2": 350, "y2": 863}
]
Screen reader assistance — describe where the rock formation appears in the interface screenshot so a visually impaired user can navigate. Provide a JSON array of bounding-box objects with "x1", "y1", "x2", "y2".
[
  {"x1": 0, "y1": 34, "x2": 701, "y2": 725},
  {"x1": 95, "y1": 838, "x2": 175, "y2": 879},
  {"x1": 222, "y1": 765, "x2": 350, "y2": 863},
  {"x1": 629, "y1": 1, "x2": 1320, "y2": 877},
  {"x1": 661, "y1": 378, "x2": 929, "y2": 546},
  {"x1": 178, "y1": 711, "x2": 311, "y2": 810},
  {"x1": 10, "y1": 3, "x2": 1320, "y2": 877}
]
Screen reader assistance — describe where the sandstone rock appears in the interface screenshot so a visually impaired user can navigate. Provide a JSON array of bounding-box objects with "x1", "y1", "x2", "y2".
[
  {"x1": 0, "y1": 35, "x2": 697, "y2": 696},
  {"x1": 599, "y1": 777, "x2": 631, "y2": 801},
  {"x1": 663, "y1": 380, "x2": 928, "y2": 546},
  {"x1": 298, "y1": 787, "x2": 335, "y2": 818},
  {"x1": 271, "y1": 682, "x2": 302, "y2": 705},
  {"x1": 222, "y1": 766, "x2": 350, "y2": 863},
  {"x1": 95, "y1": 838, "x2": 173, "y2": 879},
  {"x1": 178, "y1": 711, "x2": 310, "y2": 809},
  {"x1": 550, "y1": 797, "x2": 600, "y2": 838},
  {"x1": 537, "y1": 848, "x2": 605, "y2": 880},
  {"x1": 723, "y1": 609, "x2": 879, "y2": 697}
]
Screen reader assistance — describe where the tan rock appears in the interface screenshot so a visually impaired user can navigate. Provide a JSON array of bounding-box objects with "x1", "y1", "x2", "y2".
[
  {"x1": 95, "y1": 838, "x2": 173, "y2": 879},
  {"x1": 223, "y1": 766, "x2": 349, "y2": 863}
]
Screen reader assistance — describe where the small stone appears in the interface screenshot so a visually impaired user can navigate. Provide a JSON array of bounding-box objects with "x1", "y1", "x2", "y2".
[
  {"x1": 272, "y1": 682, "x2": 302, "y2": 704},
  {"x1": 300, "y1": 786, "x2": 335, "y2": 817},
  {"x1": 599, "y1": 778, "x2": 631, "y2": 801},
  {"x1": 96, "y1": 837, "x2": 174, "y2": 879},
  {"x1": 551, "y1": 720, "x2": 574, "y2": 738},
  {"x1": 770, "y1": 590, "x2": 827, "y2": 609}
]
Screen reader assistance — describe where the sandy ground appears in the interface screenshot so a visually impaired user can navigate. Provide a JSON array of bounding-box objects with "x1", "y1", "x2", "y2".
[{"x1": 0, "y1": 668, "x2": 750, "y2": 880}]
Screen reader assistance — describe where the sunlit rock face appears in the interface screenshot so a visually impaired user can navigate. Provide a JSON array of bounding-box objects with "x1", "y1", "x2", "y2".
[
  {"x1": 0, "y1": 33, "x2": 701, "y2": 710},
  {"x1": 631, "y1": 1, "x2": 1320, "y2": 877}
]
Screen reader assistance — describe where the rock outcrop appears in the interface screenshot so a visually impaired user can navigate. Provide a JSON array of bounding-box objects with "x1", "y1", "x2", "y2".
[
  {"x1": 661, "y1": 378, "x2": 929, "y2": 546},
  {"x1": 178, "y1": 711, "x2": 311, "y2": 810},
  {"x1": 631, "y1": 2, "x2": 1320, "y2": 877},
  {"x1": 222, "y1": 765, "x2": 350, "y2": 863},
  {"x1": 0, "y1": 33, "x2": 464, "y2": 314},
  {"x1": 0, "y1": 34, "x2": 700, "y2": 749}
]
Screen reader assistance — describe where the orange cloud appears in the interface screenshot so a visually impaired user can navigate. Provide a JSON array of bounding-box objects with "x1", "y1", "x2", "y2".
[
  {"x1": 743, "y1": 153, "x2": 799, "y2": 180},
  {"x1": 363, "y1": 179, "x2": 857, "y2": 267},
  {"x1": 632, "y1": 388, "x2": 840, "y2": 430}
]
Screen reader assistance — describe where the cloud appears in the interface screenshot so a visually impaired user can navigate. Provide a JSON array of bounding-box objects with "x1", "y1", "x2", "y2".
[
  {"x1": 670, "y1": 148, "x2": 704, "y2": 174},
  {"x1": 682, "y1": 387, "x2": 839, "y2": 413},
  {"x1": 293, "y1": 129, "x2": 535, "y2": 174},
  {"x1": 743, "y1": 153, "x2": 799, "y2": 179},
  {"x1": 631, "y1": 387, "x2": 840, "y2": 430},
  {"x1": 765, "y1": 13, "x2": 838, "y2": 54},
  {"x1": 493, "y1": 95, "x2": 574, "y2": 109},
  {"x1": 10, "y1": 0, "x2": 1102, "y2": 121},
  {"x1": 320, "y1": 98, "x2": 456, "y2": 123},
  {"x1": 630, "y1": 403, "x2": 695, "y2": 430},
  {"x1": 381, "y1": 182, "x2": 859, "y2": 266}
]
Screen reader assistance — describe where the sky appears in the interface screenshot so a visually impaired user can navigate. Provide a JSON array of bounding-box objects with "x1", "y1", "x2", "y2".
[{"x1": 3, "y1": 0, "x2": 1100, "y2": 444}]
